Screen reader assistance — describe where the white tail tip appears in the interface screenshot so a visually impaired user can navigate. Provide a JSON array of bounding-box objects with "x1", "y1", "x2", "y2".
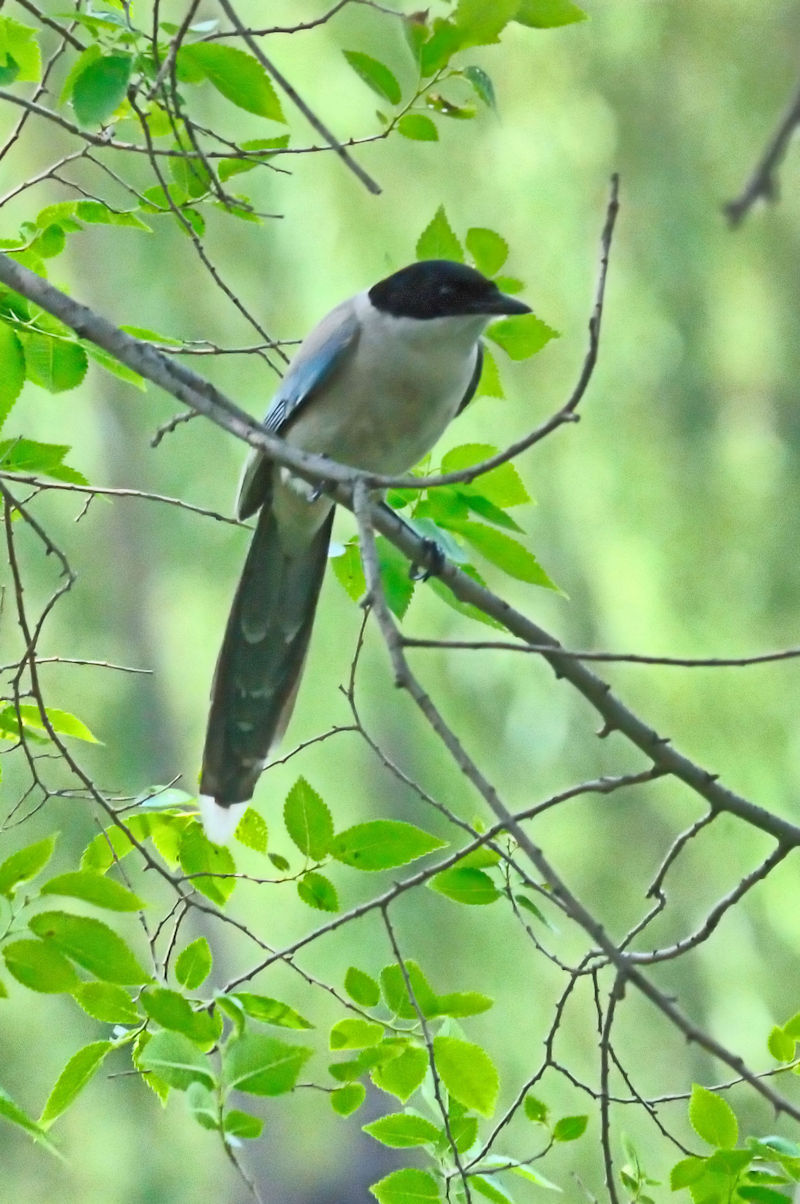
[{"x1": 197, "y1": 795, "x2": 248, "y2": 845}]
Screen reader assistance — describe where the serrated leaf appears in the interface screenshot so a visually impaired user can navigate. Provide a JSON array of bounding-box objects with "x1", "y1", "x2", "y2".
[
  {"x1": 332, "y1": 821, "x2": 445, "y2": 871},
  {"x1": 3, "y1": 938, "x2": 79, "y2": 993},
  {"x1": 487, "y1": 313, "x2": 559, "y2": 360},
  {"x1": 397, "y1": 113, "x2": 438, "y2": 141},
  {"x1": 223, "y1": 1034, "x2": 312, "y2": 1096},
  {"x1": 343, "y1": 50, "x2": 402, "y2": 105},
  {"x1": 515, "y1": 0, "x2": 588, "y2": 28},
  {"x1": 75, "y1": 200, "x2": 150, "y2": 230},
  {"x1": 12, "y1": 704, "x2": 99, "y2": 743},
  {"x1": 381, "y1": 961, "x2": 439, "y2": 1019},
  {"x1": 179, "y1": 823, "x2": 236, "y2": 905},
  {"x1": 29, "y1": 911, "x2": 150, "y2": 985},
  {"x1": 19, "y1": 331, "x2": 87, "y2": 393},
  {"x1": 331, "y1": 540, "x2": 366, "y2": 602},
  {"x1": 0, "y1": 18, "x2": 41, "y2": 83},
  {"x1": 455, "y1": 522, "x2": 557, "y2": 588},
  {"x1": 331, "y1": 1082, "x2": 366, "y2": 1116},
  {"x1": 231, "y1": 992, "x2": 313, "y2": 1030},
  {"x1": 283, "y1": 777, "x2": 333, "y2": 859},
  {"x1": 370, "y1": 1167, "x2": 441, "y2": 1203},
  {"x1": 416, "y1": 205, "x2": 464, "y2": 263},
  {"x1": 466, "y1": 228, "x2": 508, "y2": 276},
  {"x1": 297, "y1": 870, "x2": 339, "y2": 912},
  {"x1": 39, "y1": 1041, "x2": 112, "y2": 1126},
  {"x1": 137, "y1": 1029, "x2": 214, "y2": 1091},
  {"x1": 345, "y1": 967, "x2": 381, "y2": 1008},
  {"x1": 553, "y1": 1113, "x2": 588, "y2": 1141},
  {"x1": 433, "y1": 1035, "x2": 498, "y2": 1117},
  {"x1": 72, "y1": 982, "x2": 140, "y2": 1024},
  {"x1": 0, "y1": 834, "x2": 57, "y2": 896},
  {"x1": 234, "y1": 807, "x2": 268, "y2": 852},
  {"x1": 175, "y1": 937, "x2": 212, "y2": 990},
  {"x1": 441, "y1": 445, "x2": 530, "y2": 509},
  {"x1": 41, "y1": 872, "x2": 144, "y2": 911},
  {"x1": 430, "y1": 866, "x2": 500, "y2": 905},
  {"x1": 364, "y1": 1111, "x2": 442, "y2": 1148},
  {"x1": 72, "y1": 54, "x2": 132, "y2": 126},
  {"x1": 689, "y1": 1083, "x2": 738, "y2": 1148},
  {"x1": 178, "y1": 44, "x2": 285, "y2": 121},
  {"x1": 371, "y1": 1045, "x2": 428, "y2": 1102},
  {"x1": 330, "y1": 1018, "x2": 384, "y2": 1050},
  {"x1": 0, "y1": 321, "x2": 25, "y2": 424}
]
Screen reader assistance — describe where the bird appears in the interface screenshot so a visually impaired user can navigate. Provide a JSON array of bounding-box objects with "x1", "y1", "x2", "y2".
[{"x1": 198, "y1": 258, "x2": 531, "y2": 843}]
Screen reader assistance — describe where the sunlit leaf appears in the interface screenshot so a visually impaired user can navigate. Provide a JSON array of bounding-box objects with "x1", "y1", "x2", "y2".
[{"x1": 39, "y1": 1041, "x2": 112, "y2": 1126}]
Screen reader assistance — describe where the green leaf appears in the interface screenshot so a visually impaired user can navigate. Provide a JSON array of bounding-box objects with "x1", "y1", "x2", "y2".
[
  {"x1": 0, "y1": 321, "x2": 25, "y2": 425},
  {"x1": 178, "y1": 44, "x2": 285, "y2": 120},
  {"x1": 0, "y1": 18, "x2": 41, "y2": 83},
  {"x1": 175, "y1": 937, "x2": 212, "y2": 990},
  {"x1": 453, "y1": 0, "x2": 520, "y2": 47},
  {"x1": 420, "y1": 19, "x2": 463, "y2": 77},
  {"x1": 82, "y1": 343, "x2": 145, "y2": 389},
  {"x1": 433, "y1": 1035, "x2": 498, "y2": 1117},
  {"x1": 441, "y1": 445, "x2": 530, "y2": 507},
  {"x1": 39, "y1": 1041, "x2": 112, "y2": 1126},
  {"x1": 689, "y1": 1083, "x2": 738, "y2": 1148},
  {"x1": 345, "y1": 967, "x2": 381, "y2": 1008},
  {"x1": 223, "y1": 1034, "x2": 312, "y2": 1096},
  {"x1": 224, "y1": 1108, "x2": 263, "y2": 1140},
  {"x1": 487, "y1": 313, "x2": 559, "y2": 360},
  {"x1": 552, "y1": 1113, "x2": 588, "y2": 1141},
  {"x1": 768, "y1": 1025, "x2": 795, "y2": 1063},
  {"x1": 72, "y1": 54, "x2": 132, "y2": 126},
  {"x1": 781, "y1": 1010, "x2": 800, "y2": 1039},
  {"x1": 456, "y1": 522, "x2": 557, "y2": 588},
  {"x1": 230, "y1": 992, "x2": 313, "y2": 1030},
  {"x1": 29, "y1": 911, "x2": 150, "y2": 985},
  {"x1": 433, "y1": 990, "x2": 493, "y2": 1018},
  {"x1": 375, "y1": 535, "x2": 417, "y2": 618},
  {"x1": 332, "y1": 820, "x2": 445, "y2": 871},
  {"x1": 381, "y1": 961, "x2": 439, "y2": 1019},
  {"x1": 185, "y1": 1081, "x2": 218, "y2": 1130},
  {"x1": 3, "y1": 938, "x2": 80, "y2": 993},
  {"x1": 331, "y1": 540, "x2": 366, "y2": 602},
  {"x1": 137, "y1": 1029, "x2": 214, "y2": 1091},
  {"x1": 41, "y1": 872, "x2": 144, "y2": 911},
  {"x1": 364, "y1": 1111, "x2": 442, "y2": 1148},
  {"x1": 397, "y1": 114, "x2": 439, "y2": 141},
  {"x1": 738, "y1": 1188, "x2": 796, "y2": 1203},
  {"x1": 72, "y1": 982, "x2": 140, "y2": 1024},
  {"x1": 463, "y1": 65, "x2": 496, "y2": 109},
  {"x1": 11, "y1": 704, "x2": 99, "y2": 743},
  {"x1": 371, "y1": 1044, "x2": 428, "y2": 1102},
  {"x1": 343, "y1": 51, "x2": 402, "y2": 105},
  {"x1": 297, "y1": 870, "x2": 339, "y2": 912},
  {"x1": 234, "y1": 807, "x2": 268, "y2": 852},
  {"x1": 475, "y1": 346, "x2": 504, "y2": 398},
  {"x1": 74, "y1": 200, "x2": 150, "y2": 231},
  {"x1": 0, "y1": 834, "x2": 56, "y2": 896},
  {"x1": 330, "y1": 1019, "x2": 384, "y2": 1050},
  {"x1": 218, "y1": 135, "x2": 290, "y2": 181},
  {"x1": 370, "y1": 1167, "x2": 441, "y2": 1203},
  {"x1": 466, "y1": 228, "x2": 508, "y2": 276},
  {"x1": 141, "y1": 987, "x2": 195, "y2": 1032},
  {"x1": 524, "y1": 1095, "x2": 549, "y2": 1123},
  {"x1": 430, "y1": 866, "x2": 501, "y2": 905},
  {"x1": 472, "y1": 1174, "x2": 514, "y2": 1203},
  {"x1": 0, "y1": 1084, "x2": 60, "y2": 1153},
  {"x1": 179, "y1": 823, "x2": 236, "y2": 905},
  {"x1": 515, "y1": 0, "x2": 588, "y2": 28},
  {"x1": 284, "y1": 777, "x2": 333, "y2": 859},
  {"x1": 416, "y1": 205, "x2": 464, "y2": 263},
  {"x1": 331, "y1": 1082, "x2": 366, "y2": 1116}
]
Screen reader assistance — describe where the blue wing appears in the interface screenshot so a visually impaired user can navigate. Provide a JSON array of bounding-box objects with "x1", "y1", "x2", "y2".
[{"x1": 238, "y1": 300, "x2": 360, "y2": 519}]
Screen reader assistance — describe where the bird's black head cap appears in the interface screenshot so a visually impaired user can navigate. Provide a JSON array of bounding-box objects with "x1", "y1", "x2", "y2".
[{"x1": 368, "y1": 259, "x2": 531, "y2": 321}]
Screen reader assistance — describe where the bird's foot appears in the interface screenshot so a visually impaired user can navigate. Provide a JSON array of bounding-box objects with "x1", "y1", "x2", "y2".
[{"x1": 409, "y1": 537, "x2": 445, "y2": 582}]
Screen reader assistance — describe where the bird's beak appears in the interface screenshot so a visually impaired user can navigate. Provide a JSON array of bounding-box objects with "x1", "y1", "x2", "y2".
[{"x1": 484, "y1": 291, "x2": 532, "y2": 317}]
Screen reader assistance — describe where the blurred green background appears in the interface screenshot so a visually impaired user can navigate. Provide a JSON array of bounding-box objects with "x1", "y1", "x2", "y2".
[{"x1": 3, "y1": 1, "x2": 800, "y2": 1199}]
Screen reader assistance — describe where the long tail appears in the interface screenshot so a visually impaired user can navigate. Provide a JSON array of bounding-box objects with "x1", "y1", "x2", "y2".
[{"x1": 199, "y1": 502, "x2": 334, "y2": 841}]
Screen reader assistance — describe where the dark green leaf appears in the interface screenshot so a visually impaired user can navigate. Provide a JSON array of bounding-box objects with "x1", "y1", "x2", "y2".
[
  {"x1": 3, "y1": 938, "x2": 79, "y2": 993},
  {"x1": 553, "y1": 1114, "x2": 588, "y2": 1141},
  {"x1": 487, "y1": 313, "x2": 559, "y2": 360},
  {"x1": 297, "y1": 870, "x2": 339, "y2": 912},
  {"x1": 364, "y1": 1111, "x2": 442, "y2": 1148},
  {"x1": 39, "y1": 1041, "x2": 112, "y2": 1126},
  {"x1": 0, "y1": 321, "x2": 25, "y2": 425},
  {"x1": 137, "y1": 1029, "x2": 214, "y2": 1091},
  {"x1": 397, "y1": 114, "x2": 439, "y2": 141},
  {"x1": 283, "y1": 777, "x2": 333, "y2": 859},
  {"x1": 41, "y1": 872, "x2": 144, "y2": 911},
  {"x1": 369, "y1": 1167, "x2": 441, "y2": 1203},
  {"x1": 178, "y1": 44, "x2": 285, "y2": 121},
  {"x1": 72, "y1": 54, "x2": 132, "y2": 127},
  {"x1": 0, "y1": 834, "x2": 57, "y2": 896},
  {"x1": 345, "y1": 967, "x2": 381, "y2": 1008},
  {"x1": 524, "y1": 1095, "x2": 549, "y2": 1123},
  {"x1": 377, "y1": 535, "x2": 416, "y2": 618},
  {"x1": 463, "y1": 65, "x2": 495, "y2": 109},
  {"x1": 515, "y1": 0, "x2": 588, "y2": 28},
  {"x1": 416, "y1": 205, "x2": 464, "y2": 262},
  {"x1": 332, "y1": 821, "x2": 445, "y2": 871},
  {"x1": 231, "y1": 992, "x2": 313, "y2": 1030},
  {"x1": 223, "y1": 1034, "x2": 312, "y2": 1096},
  {"x1": 29, "y1": 911, "x2": 150, "y2": 985},
  {"x1": 343, "y1": 51, "x2": 402, "y2": 105},
  {"x1": 433, "y1": 1035, "x2": 498, "y2": 1116},
  {"x1": 430, "y1": 867, "x2": 501, "y2": 905},
  {"x1": 175, "y1": 937, "x2": 212, "y2": 990}
]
